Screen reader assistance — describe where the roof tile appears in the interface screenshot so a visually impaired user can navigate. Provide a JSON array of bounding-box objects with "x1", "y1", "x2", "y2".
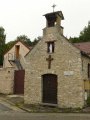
[{"x1": 74, "y1": 42, "x2": 90, "y2": 55}]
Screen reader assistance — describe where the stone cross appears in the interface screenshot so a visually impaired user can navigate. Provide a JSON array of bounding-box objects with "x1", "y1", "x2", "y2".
[
  {"x1": 52, "y1": 4, "x2": 57, "y2": 12},
  {"x1": 46, "y1": 55, "x2": 53, "y2": 69}
]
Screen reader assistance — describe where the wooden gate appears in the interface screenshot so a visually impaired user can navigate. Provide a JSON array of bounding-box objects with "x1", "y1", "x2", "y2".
[
  {"x1": 42, "y1": 74, "x2": 57, "y2": 104},
  {"x1": 14, "y1": 70, "x2": 25, "y2": 94}
]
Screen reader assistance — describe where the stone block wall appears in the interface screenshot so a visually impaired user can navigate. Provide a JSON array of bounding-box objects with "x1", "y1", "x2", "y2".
[
  {"x1": 82, "y1": 56, "x2": 90, "y2": 98},
  {"x1": 24, "y1": 26, "x2": 85, "y2": 108},
  {"x1": 0, "y1": 67, "x2": 15, "y2": 94},
  {"x1": 82, "y1": 56, "x2": 90, "y2": 80}
]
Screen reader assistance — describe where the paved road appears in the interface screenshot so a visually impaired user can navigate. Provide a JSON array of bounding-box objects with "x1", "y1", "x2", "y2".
[
  {"x1": 0, "y1": 113, "x2": 90, "y2": 120},
  {"x1": 0, "y1": 99, "x2": 90, "y2": 120},
  {"x1": 0, "y1": 103, "x2": 12, "y2": 111},
  {"x1": 0, "y1": 99, "x2": 24, "y2": 113}
]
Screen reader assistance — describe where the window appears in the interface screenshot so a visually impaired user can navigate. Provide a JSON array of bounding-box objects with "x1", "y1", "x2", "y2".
[
  {"x1": 88, "y1": 63, "x2": 90, "y2": 78},
  {"x1": 45, "y1": 40, "x2": 56, "y2": 53},
  {"x1": 82, "y1": 60, "x2": 83, "y2": 71},
  {"x1": 47, "y1": 42, "x2": 54, "y2": 53}
]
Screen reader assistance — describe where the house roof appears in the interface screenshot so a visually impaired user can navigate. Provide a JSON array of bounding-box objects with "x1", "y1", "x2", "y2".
[
  {"x1": 74, "y1": 42, "x2": 90, "y2": 55},
  {"x1": 4, "y1": 39, "x2": 31, "y2": 55},
  {"x1": 62, "y1": 36, "x2": 90, "y2": 58}
]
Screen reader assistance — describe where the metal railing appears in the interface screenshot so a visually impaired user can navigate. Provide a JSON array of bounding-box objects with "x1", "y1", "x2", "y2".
[
  {"x1": 8, "y1": 52, "x2": 25, "y2": 69},
  {"x1": 8, "y1": 52, "x2": 20, "y2": 61}
]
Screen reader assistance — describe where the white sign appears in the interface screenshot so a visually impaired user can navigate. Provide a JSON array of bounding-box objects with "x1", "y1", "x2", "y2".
[{"x1": 64, "y1": 71, "x2": 74, "y2": 76}]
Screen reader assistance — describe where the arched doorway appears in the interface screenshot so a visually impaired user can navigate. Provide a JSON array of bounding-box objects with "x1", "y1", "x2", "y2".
[{"x1": 42, "y1": 74, "x2": 57, "y2": 104}]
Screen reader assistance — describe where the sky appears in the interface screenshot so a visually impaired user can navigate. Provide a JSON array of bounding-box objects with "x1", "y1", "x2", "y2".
[{"x1": 0, "y1": 0, "x2": 90, "y2": 43}]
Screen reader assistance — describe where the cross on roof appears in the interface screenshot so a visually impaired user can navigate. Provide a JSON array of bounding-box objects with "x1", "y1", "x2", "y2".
[
  {"x1": 52, "y1": 4, "x2": 57, "y2": 12},
  {"x1": 46, "y1": 55, "x2": 53, "y2": 69}
]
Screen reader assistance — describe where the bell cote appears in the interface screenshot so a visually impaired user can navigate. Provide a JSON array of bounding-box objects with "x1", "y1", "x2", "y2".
[{"x1": 44, "y1": 11, "x2": 64, "y2": 28}]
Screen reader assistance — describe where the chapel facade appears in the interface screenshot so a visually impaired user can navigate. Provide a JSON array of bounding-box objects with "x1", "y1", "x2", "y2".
[{"x1": 24, "y1": 11, "x2": 90, "y2": 108}]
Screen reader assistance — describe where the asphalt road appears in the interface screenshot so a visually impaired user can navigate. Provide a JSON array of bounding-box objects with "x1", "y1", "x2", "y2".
[
  {"x1": 0, "y1": 103, "x2": 12, "y2": 111},
  {"x1": 0, "y1": 99, "x2": 90, "y2": 120},
  {"x1": 0, "y1": 113, "x2": 90, "y2": 120}
]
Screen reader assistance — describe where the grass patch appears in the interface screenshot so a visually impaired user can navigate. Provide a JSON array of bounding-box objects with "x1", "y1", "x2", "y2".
[
  {"x1": 65, "y1": 109, "x2": 70, "y2": 113},
  {"x1": 29, "y1": 109, "x2": 36, "y2": 113},
  {"x1": 15, "y1": 103, "x2": 20, "y2": 107},
  {"x1": 51, "y1": 109, "x2": 58, "y2": 113},
  {"x1": 75, "y1": 107, "x2": 81, "y2": 111},
  {"x1": 36, "y1": 103, "x2": 42, "y2": 107},
  {"x1": 15, "y1": 101, "x2": 24, "y2": 107}
]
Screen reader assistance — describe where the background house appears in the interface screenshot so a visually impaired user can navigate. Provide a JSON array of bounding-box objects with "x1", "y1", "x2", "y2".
[
  {"x1": 3, "y1": 39, "x2": 31, "y2": 69},
  {"x1": 0, "y1": 40, "x2": 31, "y2": 94}
]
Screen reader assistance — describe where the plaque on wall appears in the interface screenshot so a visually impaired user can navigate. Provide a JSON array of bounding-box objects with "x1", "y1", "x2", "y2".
[{"x1": 64, "y1": 71, "x2": 74, "y2": 76}]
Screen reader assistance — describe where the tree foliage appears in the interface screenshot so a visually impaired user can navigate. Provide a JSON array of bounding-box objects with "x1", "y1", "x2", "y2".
[
  {"x1": 0, "y1": 30, "x2": 42, "y2": 66},
  {"x1": 70, "y1": 21, "x2": 90, "y2": 43},
  {"x1": 79, "y1": 21, "x2": 90, "y2": 42},
  {"x1": 16, "y1": 35, "x2": 32, "y2": 46},
  {"x1": 32, "y1": 36, "x2": 42, "y2": 46},
  {"x1": 6, "y1": 35, "x2": 42, "y2": 52},
  {"x1": 69, "y1": 37, "x2": 80, "y2": 43},
  {"x1": 0, "y1": 27, "x2": 6, "y2": 65},
  {"x1": 6, "y1": 40, "x2": 17, "y2": 50},
  {"x1": 16, "y1": 35, "x2": 42, "y2": 46}
]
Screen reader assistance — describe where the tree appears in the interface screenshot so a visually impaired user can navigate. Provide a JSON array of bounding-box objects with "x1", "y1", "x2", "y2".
[
  {"x1": 70, "y1": 21, "x2": 90, "y2": 43},
  {"x1": 16, "y1": 35, "x2": 32, "y2": 46},
  {"x1": 6, "y1": 40, "x2": 16, "y2": 50},
  {"x1": 32, "y1": 36, "x2": 42, "y2": 46},
  {"x1": 0, "y1": 27, "x2": 6, "y2": 65},
  {"x1": 6, "y1": 35, "x2": 42, "y2": 52},
  {"x1": 79, "y1": 21, "x2": 90, "y2": 42},
  {"x1": 69, "y1": 37, "x2": 80, "y2": 43}
]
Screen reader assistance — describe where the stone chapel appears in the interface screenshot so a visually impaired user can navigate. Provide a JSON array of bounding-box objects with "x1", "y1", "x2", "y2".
[{"x1": 24, "y1": 11, "x2": 90, "y2": 108}]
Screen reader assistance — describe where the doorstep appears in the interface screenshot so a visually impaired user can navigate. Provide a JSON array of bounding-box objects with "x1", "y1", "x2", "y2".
[{"x1": 41, "y1": 103, "x2": 58, "y2": 107}]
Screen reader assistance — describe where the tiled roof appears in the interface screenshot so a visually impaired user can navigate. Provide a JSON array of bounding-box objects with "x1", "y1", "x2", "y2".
[{"x1": 74, "y1": 42, "x2": 90, "y2": 55}]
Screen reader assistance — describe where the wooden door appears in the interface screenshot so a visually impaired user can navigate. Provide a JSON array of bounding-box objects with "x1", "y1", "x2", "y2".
[
  {"x1": 16, "y1": 45, "x2": 20, "y2": 60},
  {"x1": 43, "y1": 74, "x2": 57, "y2": 104},
  {"x1": 14, "y1": 70, "x2": 25, "y2": 94}
]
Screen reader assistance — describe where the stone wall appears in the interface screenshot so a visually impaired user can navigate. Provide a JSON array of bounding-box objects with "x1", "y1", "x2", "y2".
[
  {"x1": 82, "y1": 56, "x2": 90, "y2": 80},
  {"x1": 82, "y1": 55, "x2": 90, "y2": 98},
  {"x1": 24, "y1": 26, "x2": 85, "y2": 108},
  {"x1": 0, "y1": 67, "x2": 15, "y2": 94}
]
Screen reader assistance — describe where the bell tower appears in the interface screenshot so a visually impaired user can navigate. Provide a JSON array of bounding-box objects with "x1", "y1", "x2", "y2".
[{"x1": 44, "y1": 11, "x2": 64, "y2": 28}]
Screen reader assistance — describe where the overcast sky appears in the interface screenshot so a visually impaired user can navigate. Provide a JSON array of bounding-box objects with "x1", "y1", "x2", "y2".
[{"x1": 0, "y1": 0, "x2": 90, "y2": 43}]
